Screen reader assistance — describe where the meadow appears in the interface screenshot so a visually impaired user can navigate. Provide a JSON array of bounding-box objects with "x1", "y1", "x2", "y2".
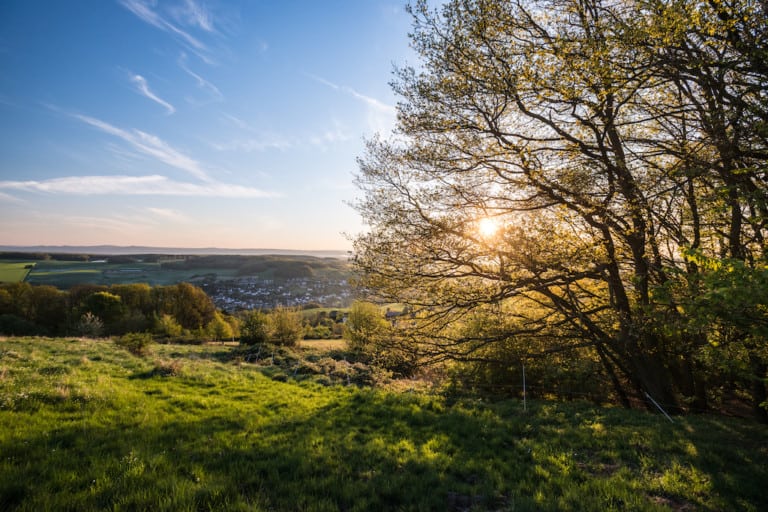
[{"x1": 1, "y1": 337, "x2": 766, "y2": 511}]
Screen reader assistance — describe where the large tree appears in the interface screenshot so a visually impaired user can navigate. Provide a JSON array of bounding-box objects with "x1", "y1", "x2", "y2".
[{"x1": 353, "y1": 0, "x2": 768, "y2": 417}]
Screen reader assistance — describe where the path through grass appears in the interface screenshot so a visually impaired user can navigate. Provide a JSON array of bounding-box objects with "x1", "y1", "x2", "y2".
[{"x1": 1, "y1": 337, "x2": 766, "y2": 511}]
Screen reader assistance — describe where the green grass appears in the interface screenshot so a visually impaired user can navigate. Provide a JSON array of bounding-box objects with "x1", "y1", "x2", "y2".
[
  {"x1": 1, "y1": 337, "x2": 766, "y2": 511},
  {"x1": 0, "y1": 261, "x2": 35, "y2": 283}
]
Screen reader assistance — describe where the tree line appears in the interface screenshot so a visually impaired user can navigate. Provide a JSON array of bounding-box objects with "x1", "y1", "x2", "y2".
[
  {"x1": 352, "y1": 0, "x2": 768, "y2": 420},
  {"x1": 0, "y1": 281, "x2": 350, "y2": 345},
  {"x1": 0, "y1": 282, "x2": 223, "y2": 339}
]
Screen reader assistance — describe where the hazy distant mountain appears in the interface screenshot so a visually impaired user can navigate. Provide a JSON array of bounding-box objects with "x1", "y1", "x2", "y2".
[{"x1": 0, "y1": 245, "x2": 350, "y2": 259}]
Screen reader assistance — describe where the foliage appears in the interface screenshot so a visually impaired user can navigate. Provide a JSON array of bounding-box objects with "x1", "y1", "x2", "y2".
[
  {"x1": 77, "y1": 312, "x2": 104, "y2": 338},
  {"x1": 239, "y1": 310, "x2": 270, "y2": 345},
  {"x1": 353, "y1": 0, "x2": 768, "y2": 419},
  {"x1": 343, "y1": 301, "x2": 418, "y2": 377},
  {"x1": 153, "y1": 313, "x2": 183, "y2": 339},
  {"x1": 0, "y1": 282, "x2": 218, "y2": 341},
  {"x1": 301, "y1": 308, "x2": 347, "y2": 339},
  {"x1": 114, "y1": 332, "x2": 153, "y2": 357},
  {"x1": 344, "y1": 301, "x2": 390, "y2": 353},
  {"x1": 85, "y1": 291, "x2": 124, "y2": 334},
  {"x1": 0, "y1": 314, "x2": 40, "y2": 336},
  {"x1": 1, "y1": 337, "x2": 766, "y2": 511},
  {"x1": 206, "y1": 311, "x2": 235, "y2": 342},
  {"x1": 268, "y1": 306, "x2": 303, "y2": 346}
]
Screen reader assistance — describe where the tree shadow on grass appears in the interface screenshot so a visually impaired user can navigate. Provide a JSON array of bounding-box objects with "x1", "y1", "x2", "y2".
[{"x1": 1, "y1": 390, "x2": 766, "y2": 511}]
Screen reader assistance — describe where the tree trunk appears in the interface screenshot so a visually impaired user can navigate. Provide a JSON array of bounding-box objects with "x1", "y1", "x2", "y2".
[
  {"x1": 632, "y1": 354, "x2": 683, "y2": 415},
  {"x1": 749, "y1": 354, "x2": 768, "y2": 424},
  {"x1": 596, "y1": 344, "x2": 632, "y2": 408}
]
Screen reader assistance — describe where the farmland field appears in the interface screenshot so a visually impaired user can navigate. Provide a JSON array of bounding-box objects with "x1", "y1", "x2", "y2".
[
  {"x1": 1, "y1": 337, "x2": 766, "y2": 511},
  {"x1": 0, "y1": 261, "x2": 35, "y2": 283},
  {"x1": 8, "y1": 253, "x2": 351, "y2": 290},
  {"x1": 24, "y1": 259, "x2": 240, "y2": 288}
]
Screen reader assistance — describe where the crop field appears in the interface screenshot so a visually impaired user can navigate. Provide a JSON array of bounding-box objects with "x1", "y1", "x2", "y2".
[
  {"x1": 23, "y1": 260, "x2": 240, "y2": 289},
  {"x1": 7, "y1": 254, "x2": 352, "y2": 290},
  {"x1": 1, "y1": 337, "x2": 766, "y2": 511},
  {"x1": 0, "y1": 261, "x2": 35, "y2": 283}
]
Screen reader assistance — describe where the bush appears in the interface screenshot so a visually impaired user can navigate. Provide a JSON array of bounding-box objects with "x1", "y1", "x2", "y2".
[
  {"x1": 76, "y1": 312, "x2": 103, "y2": 338},
  {"x1": 151, "y1": 359, "x2": 183, "y2": 377},
  {"x1": 153, "y1": 313, "x2": 183, "y2": 339},
  {"x1": 240, "y1": 310, "x2": 270, "y2": 345},
  {"x1": 268, "y1": 307, "x2": 302, "y2": 347},
  {"x1": 343, "y1": 301, "x2": 389, "y2": 354},
  {"x1": 0, "y1": 314, "x2": 42, "y2": 336},
  {"x1": 115, "y1": 332, "x2": 153, "y2": 357}
]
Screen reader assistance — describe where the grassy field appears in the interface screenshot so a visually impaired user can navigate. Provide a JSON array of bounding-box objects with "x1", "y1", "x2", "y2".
[
  {"x1": 0, "y1": 261, "x2": 35, "y2": 283},
  {"x1": 1, "y1": 337, "x2": 766, "y2": 511}
]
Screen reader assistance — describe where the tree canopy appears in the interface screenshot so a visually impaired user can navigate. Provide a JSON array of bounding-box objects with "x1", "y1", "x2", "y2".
[{"x1": 353, "y1": 0, "x2": 768, "y2": 419}]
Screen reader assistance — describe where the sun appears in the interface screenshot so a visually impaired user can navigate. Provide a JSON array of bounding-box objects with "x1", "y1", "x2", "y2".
[{"x1": 477, "y1": 216, "x2": 500, "y2": 238}]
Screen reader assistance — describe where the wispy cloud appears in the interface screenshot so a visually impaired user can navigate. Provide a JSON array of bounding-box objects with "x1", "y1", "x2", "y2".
[
  {"x1": 217, "y1": 114, "x2": 291, "y2": 151},
  {"x1": 171, "y1": 0, "x2": 215, "y2": 32},
  {"x1": 212, "y1": 136, "x2": 292, "y2": 153},
  {"x1": 73, "y1": 113, "x2": 209, "y2": 181},
  {"x1": 309, "y1": 121, "x2": 351, "y2": 147},
  {"x1": 0, "y1": 174, "x2": 277, "y2": 198},
  {"x1": 221, "y1": 113, "x2": 253, "y2": 131},
  {"x1": 218, "y1": 114, "x2": 351, "y2": 152},
  {"x1": 129, "y1": 74, "x2": 175, "y2": 114},
  {"x1": 0, "y1": 190, "x2": 26, "y2": 203},
  {"x1": 147, "y1": 207, "x2": 189, "y2": 221},
  {"x1": 0, "y1": 93, "x2": 19, "y2": 109},
  {"x1": 178, "y1": 53, "x2": 222, "y2": 100},
  {"x1": 307, "y1": 73, "x2": 397, "y2": 134},
  {"x1": 119, "y1": 0, "x2": 213, "y2": 61},
  {"x1": 59, "y1": 214, "x2": 141, "y2": 232}
]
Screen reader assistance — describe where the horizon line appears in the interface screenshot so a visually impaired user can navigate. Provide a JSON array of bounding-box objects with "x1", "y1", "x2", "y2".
[{"x1": 0, "y1": 244, "x2": 351, "y2": 257}]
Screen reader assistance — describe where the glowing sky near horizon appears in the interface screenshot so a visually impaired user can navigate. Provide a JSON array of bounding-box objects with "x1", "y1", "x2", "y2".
[{"x1": 0, "y1": 0, "x2": 416, "y2": 250}]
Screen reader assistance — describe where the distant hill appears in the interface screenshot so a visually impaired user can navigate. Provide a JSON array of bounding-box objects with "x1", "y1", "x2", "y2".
[{"x1": 0, "y1": 245, "x2": 349, "y2": 259}]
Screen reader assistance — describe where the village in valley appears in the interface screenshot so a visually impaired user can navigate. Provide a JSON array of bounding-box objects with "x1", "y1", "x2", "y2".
[{"x1": 197, "y1": 275, "x2": 353, "y2": 311}]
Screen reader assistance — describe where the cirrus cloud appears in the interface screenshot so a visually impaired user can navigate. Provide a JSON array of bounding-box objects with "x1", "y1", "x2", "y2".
[
  {"x1": 0, "y1": 174, "x2": 278, "y2": 198},
  {"x1": 129, "y1": 74, "x2": 176, "y2": 114},
  {"x1": 73, "y1": 113, "x2": 209, "y2": 181}
]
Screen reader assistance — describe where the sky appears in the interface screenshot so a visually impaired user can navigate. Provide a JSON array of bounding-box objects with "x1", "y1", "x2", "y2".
[{"x1": 0, "y1": 0, "x2": 418, "y2": 251}]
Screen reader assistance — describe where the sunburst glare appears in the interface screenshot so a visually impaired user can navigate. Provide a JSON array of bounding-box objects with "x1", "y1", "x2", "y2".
[{"x1": 477, "y1": 216, "x2": 500, "y2": 238}]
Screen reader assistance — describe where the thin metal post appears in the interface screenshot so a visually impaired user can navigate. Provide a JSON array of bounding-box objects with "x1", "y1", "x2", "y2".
[
  {"x1": 522, "y1": 362, "x2": 526, "y2": 412},
  {"x1": 644, "y1": 392, "x2": 674, "y2": 423}
]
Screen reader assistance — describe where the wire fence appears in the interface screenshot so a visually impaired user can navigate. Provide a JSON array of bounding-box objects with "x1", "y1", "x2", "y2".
[{"x1": 430, "y1": 373, "x2": 758, "y2": 419}]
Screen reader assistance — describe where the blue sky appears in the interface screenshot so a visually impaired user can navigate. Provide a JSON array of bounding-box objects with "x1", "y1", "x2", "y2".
[{"x1": 0, "y1": 0, "x2": 416, "y2": 250}]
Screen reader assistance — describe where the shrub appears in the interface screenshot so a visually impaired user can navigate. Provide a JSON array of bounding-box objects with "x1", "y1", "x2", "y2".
[
  {"x1": 268, "y1": 307, "x2": 302, "y2": 347},
  {"x1": 76, "y1": 312, "x2": 103, "y2": 338},
  {"x1": 115, "y1": 332, "x2": 153, "y2": 357},
  {"x1": 240, "y1": 310, "x2": 270, "y2": 345},
  {"x1": 151, "y1": 359, "x2": 183, "y2": 377},
  {"x1": 343, "y1": 301, "x2": 389, "y2": 354},
  {"x1": 0, "y1": 314, "x2": 42, "y2": 336},
  {"x1": 153, "y1": 313, "x2": 182, "y2": 339}
]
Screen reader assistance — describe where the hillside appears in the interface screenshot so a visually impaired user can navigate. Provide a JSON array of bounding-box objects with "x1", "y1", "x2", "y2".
[
  {"x1": 1, "y1": 252, "x2": 353, "y2": 309},
  {"x1": 1, "y1": 337, "x2": 766, "y2": 511}
]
